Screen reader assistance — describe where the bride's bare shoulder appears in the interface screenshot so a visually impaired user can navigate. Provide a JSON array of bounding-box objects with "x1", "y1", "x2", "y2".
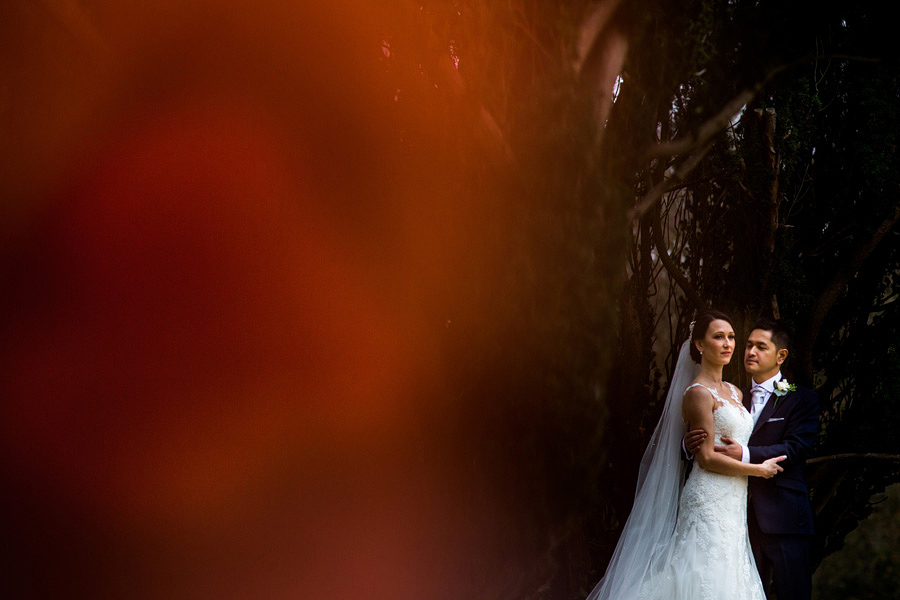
[{"x1": 682, "y1": 383, "x2": 714, "y2": 409}]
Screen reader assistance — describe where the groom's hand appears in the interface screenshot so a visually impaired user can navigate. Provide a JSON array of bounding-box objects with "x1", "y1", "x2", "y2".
[
  {"x1": 684, "y1": 427, "x2": 707, "y2": 455},
  {"x1": 714, "y1": 436, "x2": 742, "y2": 460}
]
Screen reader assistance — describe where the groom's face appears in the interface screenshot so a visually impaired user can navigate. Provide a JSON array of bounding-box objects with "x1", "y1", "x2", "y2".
[{"x1": 744, "y1": 328, "x2": 786, "y2": 382}]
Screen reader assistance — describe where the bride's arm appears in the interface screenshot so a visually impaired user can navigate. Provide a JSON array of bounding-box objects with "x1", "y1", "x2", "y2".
[{"x1": 681, "y1": 387, "x2": 784, "y2": 479}]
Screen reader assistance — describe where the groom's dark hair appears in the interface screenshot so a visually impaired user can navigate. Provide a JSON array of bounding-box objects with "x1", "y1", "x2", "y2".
[{"x1": 751, "y1": 318, "x2": 791, "y2": 351}]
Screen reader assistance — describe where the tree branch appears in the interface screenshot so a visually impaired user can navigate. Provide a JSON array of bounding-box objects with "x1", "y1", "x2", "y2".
[
  {"x1": 646, "y1": 86, "x2": 759, "y2": 159},
  {"x1": 575, "y1": 0, "x2": 628, "y2": 148},
  {"x1": 649, "y1": 186, "x2": 705, "y2": 311},
  {"x1": 646, "y1": 54, "x2": 882, "y2": 161},
  {"x1": 630, "y1": 142, "x2": 713, "y2": 221},
  {"x1": 800, "y1": 203, "x2": 900, "y2": 376}
]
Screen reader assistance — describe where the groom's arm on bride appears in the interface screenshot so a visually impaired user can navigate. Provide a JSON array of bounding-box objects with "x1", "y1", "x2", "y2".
[
  {"x1": 747, "y1": 387, "x2": 819, "y2": 467},
  {"x1": 682, "y1": 387, "x2": 785, "y2": 478},
  {"x1": 687, "y1": 429, "x2": 742, "y2": 462}
]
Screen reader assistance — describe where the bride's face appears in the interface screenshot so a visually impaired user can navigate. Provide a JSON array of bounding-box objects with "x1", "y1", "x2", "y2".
[{"x1": 697, "y1": 319, "x2": 735, "y2": 366}]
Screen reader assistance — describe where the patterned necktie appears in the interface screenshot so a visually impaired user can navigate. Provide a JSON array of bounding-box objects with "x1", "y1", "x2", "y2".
[{"x1": 750, "y1": 386, "x2": 767, "y2": 425}]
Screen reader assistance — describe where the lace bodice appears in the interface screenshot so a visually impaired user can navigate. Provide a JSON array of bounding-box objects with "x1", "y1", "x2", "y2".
[
  {"x1": 684, "y1": 382, "x2": 753, "y2": 446},
  {"x1": 637, "y1": 381, "x2": 764, "y2": 600}
]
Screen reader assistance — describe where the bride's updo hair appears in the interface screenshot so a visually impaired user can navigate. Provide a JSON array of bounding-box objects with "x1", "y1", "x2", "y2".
[{"x1": 690, "y1": 310, "x2": 735, "y2": 363}]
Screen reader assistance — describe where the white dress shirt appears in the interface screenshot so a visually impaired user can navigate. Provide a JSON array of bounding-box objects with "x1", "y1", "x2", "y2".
[{"x1": 741, "y1": 371, "x2": 781, "y2": 463}]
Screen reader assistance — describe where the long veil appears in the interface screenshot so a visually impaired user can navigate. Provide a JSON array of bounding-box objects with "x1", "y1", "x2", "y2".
[{"x1": 586, "y1": 340, "x2": 698, "y2": 600}]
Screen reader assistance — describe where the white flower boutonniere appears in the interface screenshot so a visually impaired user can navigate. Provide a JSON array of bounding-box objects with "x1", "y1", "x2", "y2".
[{"x1": 773, "y1": 380, "x2": 797, "y2": 407}]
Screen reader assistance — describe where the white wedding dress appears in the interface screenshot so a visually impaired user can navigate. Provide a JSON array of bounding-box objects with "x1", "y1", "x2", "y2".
[
  {"x1": 586, "y1": 341, "x2": 766, "y2": 600},
  {"x1": 636, "y1": 382, "x2": 765, "y2": 600}
]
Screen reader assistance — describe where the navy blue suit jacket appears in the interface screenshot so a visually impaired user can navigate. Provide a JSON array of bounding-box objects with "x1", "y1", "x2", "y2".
[{"x1": 743, "y1": 380, "x2": 819, "y2": 536}]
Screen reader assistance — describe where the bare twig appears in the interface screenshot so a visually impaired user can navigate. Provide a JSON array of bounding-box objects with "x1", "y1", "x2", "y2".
[
  {"x1": 646, "y1": 54, "x2": 881, "y2": 161},
  {"x1": 630, "y1": 142, "x2": 713, "y2": 221},
  {"x1": 649, "y1": 188, "x2": 705, "y2": 311}
]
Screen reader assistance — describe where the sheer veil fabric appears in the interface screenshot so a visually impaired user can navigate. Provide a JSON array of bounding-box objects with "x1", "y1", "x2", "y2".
[{"x1": 586, "y1": 340, "x2": 698, "y2": 600}]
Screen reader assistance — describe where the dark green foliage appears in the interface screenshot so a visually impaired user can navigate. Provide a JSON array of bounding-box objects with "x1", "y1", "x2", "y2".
[{"x1": 813, "y1": 484, "x2": 900, "y2": 600}]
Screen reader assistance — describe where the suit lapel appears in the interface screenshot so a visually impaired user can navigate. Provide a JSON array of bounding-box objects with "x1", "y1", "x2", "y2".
[{"x1": 752, "y1": 378, "x2": 791, "y2": 436}]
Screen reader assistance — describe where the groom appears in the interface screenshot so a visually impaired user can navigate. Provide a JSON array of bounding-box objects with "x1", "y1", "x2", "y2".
[{"x1": 685, "y1": 319, "x2": 819, "y2": 600}]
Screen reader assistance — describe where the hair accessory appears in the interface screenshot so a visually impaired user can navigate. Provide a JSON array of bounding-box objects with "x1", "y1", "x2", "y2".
[{"x1": 689, "y1": 320, "x2": 696, "y2": 338}]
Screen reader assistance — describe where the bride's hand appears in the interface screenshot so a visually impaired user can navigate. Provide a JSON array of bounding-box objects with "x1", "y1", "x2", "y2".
[{"x1": 759, "y1": 455, "x2": 787, "y2": 479}]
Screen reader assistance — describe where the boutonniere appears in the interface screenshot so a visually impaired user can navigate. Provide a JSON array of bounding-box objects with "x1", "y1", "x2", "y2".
[{"x1": 773, "y1": 380, "x2": 797, "y2": 406}]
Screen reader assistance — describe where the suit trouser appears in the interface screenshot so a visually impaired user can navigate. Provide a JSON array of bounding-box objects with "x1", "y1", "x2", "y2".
[{"x1": 748, "y1": 509, "x2": 812, "y2": 600}]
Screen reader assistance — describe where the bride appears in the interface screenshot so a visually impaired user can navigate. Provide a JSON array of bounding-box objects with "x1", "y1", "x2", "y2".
[{"x1": 586, "y1": 310, "x2": 786, "y2": 600}]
